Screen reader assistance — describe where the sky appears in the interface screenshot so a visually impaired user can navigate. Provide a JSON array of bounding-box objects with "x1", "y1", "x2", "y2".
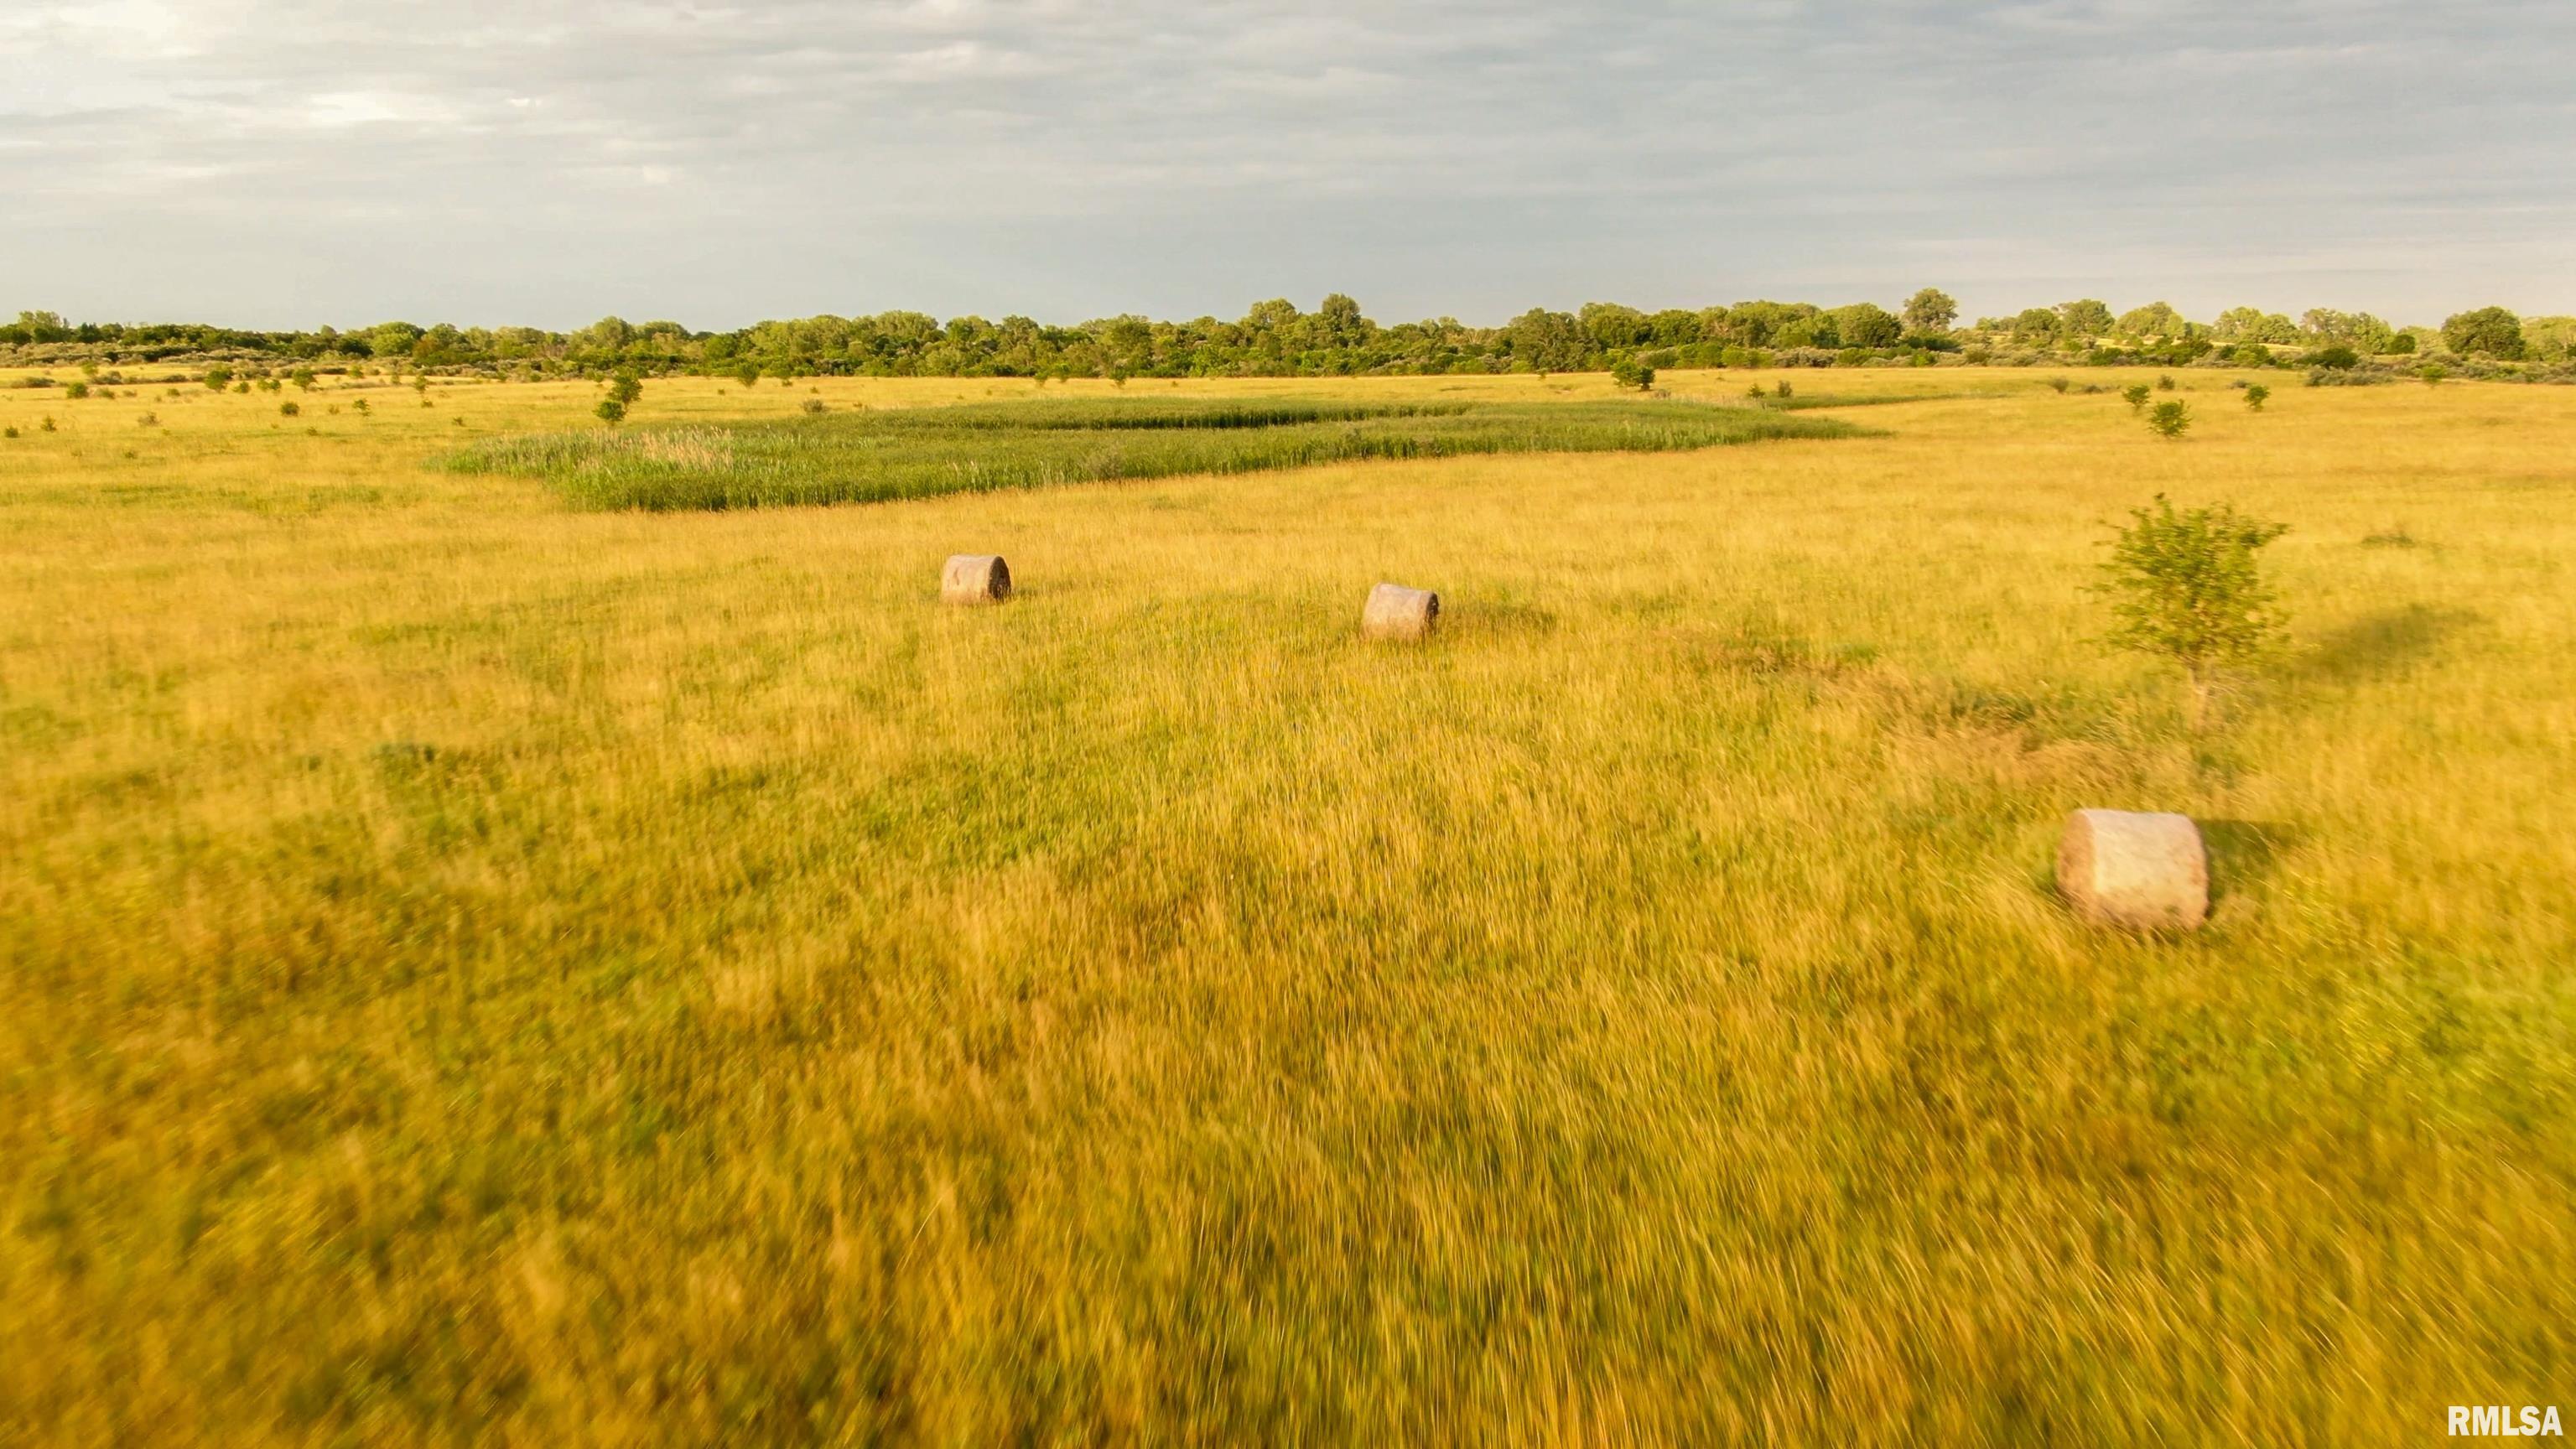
[{"x1": 5, "y1": 0, "x2": 2572, "y2": 331}]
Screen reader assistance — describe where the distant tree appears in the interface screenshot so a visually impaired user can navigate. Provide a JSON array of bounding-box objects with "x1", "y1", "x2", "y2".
[
  {"x1": 2115, "y1": 301, "x2": 2186, "y2": 339},
  {"x1": 606, "y1": 370, "x2": 644, "y2": 408},
  {"x1": 733, "y1": 361, "x2": 761, "y2": 387},
  {"x1": 2441, "y1": 306, "x2": 2526, "y2": 359},
  {"x1": 2057, "y1": 299, "x2": 2115, "y2": 340},
  {"x1": 2385, "y1": 332, "x2": 2418, "y2": 356},
  {"x1": 2212, "y1": 307, "x2": 2298, "y2": 345},
  {"x1": 1504, "y1": 309, "x2": 1588, "y2": 372},
  {"x1": 280, "y1": 401, "x2": 300, "y2": 417},
  {"x1": 2243, "y1": 384, "x2": 2270, "y2": 411},
  {"x1": 2122, "y1": 383, "x2": 2151, "y2": 413},
  {"x1": 2147, "y1": 401, "x2": 2191, "y2": 439},
  {"x1": 1901, "y1": 288, "x2": 1958, "y2": 335},
  {"x1": 65, "y1": 382, "x2": 90, "y2": 399},
  {"x1": 1608, "y1": 356, "x2": 1654, "y2": 390},
  {"x1": 1832, "y1": 303, "x2": 1903, "y2": 349},
  {"x1": 595, "y1": 398, "x2": 626, "y2": 423},
  {"x1": 202, "y1": 366, "x2": 233, "y2": 391},
  {"x1": 290, "y1": 368, "x2": 316, "y2": 392},
  {"x1": 2303, "y1": 344, "x2": 2360, "y2": 370},
  {"x1": 2012, "y1": 307, "x2": 2062, "y2": 341},
  {"x1": 2098, "y1": 495, "x2": 2289, "y2": 730}
]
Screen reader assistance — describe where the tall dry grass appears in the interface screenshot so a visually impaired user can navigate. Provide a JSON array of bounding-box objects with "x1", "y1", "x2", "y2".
[{"x1": 2, "y1": 366, "x2": 2571, "y2": 1444}]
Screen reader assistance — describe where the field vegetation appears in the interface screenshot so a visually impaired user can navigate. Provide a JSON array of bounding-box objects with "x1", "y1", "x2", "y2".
[
  {"x1": 3, "y1": 365, "x2": 2573, "y2": 1444},
  {"x1": 445, "y1": 395, "x2": 1855, "y2": 510}
]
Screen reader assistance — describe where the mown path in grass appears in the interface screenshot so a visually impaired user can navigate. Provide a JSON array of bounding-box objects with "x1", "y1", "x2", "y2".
[{"x1": 444, "y1": 395, "x2": 1861, "y2": 509}]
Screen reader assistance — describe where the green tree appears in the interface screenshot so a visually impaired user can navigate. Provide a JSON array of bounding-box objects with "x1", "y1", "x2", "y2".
[
  {"x1": 2147, "y1": 400, "x2": 2191, "y2": 439},
  {"x1": 1831, "y1": 302, "x2": 1903, "y2": 349},
  {"x1": 2441, "y1": 306, "x2": 2526, "y2": 359},
  {"x1": 1901, "y1": 288, "x2": 1958, "y2": 335},
  {"x1": 1607, "y1": 356, "x2": 1654, "y2": 390},
  {"x1": 2243, "y1": 384, "x2": 2270, "y2": 411},
  {"x1": 2098, "y1": 496, "x2": 2289, "y2": 730},
  {"x1": 2122, "y1": 383, "x2": 2151, "y2": 413},
  {"x1": 2056, "y1": 299, "x2": 2115, "y2": 340},
  {"x1": 202, "y1": 366, "x2": 233, "y2": 391},
  {"x1": 595, "y1": 398, "x2": 626, "y2": 424}
]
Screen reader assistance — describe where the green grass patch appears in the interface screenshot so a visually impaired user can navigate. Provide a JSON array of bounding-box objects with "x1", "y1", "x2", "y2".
[{"x1": 443, "y1": 396, "x2": 1861, "y2": 510}]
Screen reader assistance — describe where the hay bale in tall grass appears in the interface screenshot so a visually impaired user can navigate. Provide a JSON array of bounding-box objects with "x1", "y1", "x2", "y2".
[
  {"x1": 2057, "y1": 809, "x2": 2208, "y2": 930},
  {"x1": 942, "y1": 554, "x2": 1011, "y2": 605},
  {"x1": 1361, "y1": 582, "x2": 1440, "y2": 641}
]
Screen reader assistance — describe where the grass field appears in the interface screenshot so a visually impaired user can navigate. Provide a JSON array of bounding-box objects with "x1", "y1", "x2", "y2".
[
  {"x1": 3, "y1": 366, "x2": 2572, "y2": 1444},
  {"x1": 443, "y1": 395, "x2": 1855, "y2": 511}
]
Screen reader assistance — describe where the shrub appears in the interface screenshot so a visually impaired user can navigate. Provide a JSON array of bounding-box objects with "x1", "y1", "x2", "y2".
[
  {"x1": 2122, "y1": 383, "x2": 2151, "y2": 413},
  {"x1": 3, "y1": 426, "x2": 15, "y2": 439},
  {"x1": 291, "y1": 368, "x2": 316, "y2": 392},
  {"x1": 280, "y1": 401, "x2": 300, "y2": 418},
  {"x1": 351, "y1": 398, "x2": 370, "y2": 413},
  {"x1": 2155, "y1": 373, "x2": 2177, "y2": 392},
  {"x1": 65, "y1": 382, "x2": 90, "y2": 399},
  {"x1": 2385, "y1": 333, "x2": 2418, "y2": 356},
  {"x1": 1608, "y1": 356, "x2": 1654, "y2": 390},
  {"x1": 42, "y1": 416, "x2": 56, "y2": 431},
  {"x1": 2098, "y1": 495, "x2": 2289, "y2": 730},
  {"x1": 137, "y1": 413, "x2": 158, "y2": 428},
  {"x1": 203, "y1": 366, "x2": 233, "y2": 391},
  {"x1": 2228, "y1": 342, "x2": 2273, "y2": 367},
  {"x1": 2047, "y1": 377, "x2": 2071, "y2": 393},
  {"x1": 2243, "y1": 384, "x2": 2270, "y2": 411},
  {"x1": 2418, "y1": 363, "x2": 2448, "y2": 385},
  {"x1": 801, "y1": 397, "x2": 828, "y2": 414},
  {"x1": 595, "y1": 398, "x2": 628, "y2": 424},
  {"x1": 2303, "y1": 344, "x2": 2360, "y2": 370},
  {"x1": 2147, "y1": 401, "x2": 2191, "y2": 439},
  {"x1": 1775, "y1": 380, "x2": 1794, "y2": 400}
]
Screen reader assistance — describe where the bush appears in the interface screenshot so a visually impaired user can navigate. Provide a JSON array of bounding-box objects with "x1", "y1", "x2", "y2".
[
  {"x1": 2228, "y1": 342, "x2": 2274, "y2": 367},
  {"x1": 2385, "y1": 333, "x2": 2418, "y2": 356},
  {"x1": 595, "y1": 398, "x2": 628, "y2": 424},
  {"x1": 2155, "y1": 373, "x2": 2176, "y2": 392},
  {"x1": 280, "y1": 401, "x2": 300, "y2": 418},
  {"x1": 2098, "y1": 495, "x2": 2289, "y2": 730},
  {"x1": 801, "y1": 397, "x2": 828, "y2": 414},
  {"x1": 2243, "y1": 384, "x2": 2270, "y2": 412},
  {"x1": 2122, "y1": 383, "x2": 2151, "y2": 413},
  {"x1": 1607, "y1": 356, "x2": 1654, "y2": 390},
  {"x1": 2303, "y1": 344, "x2": 2360, "y2": 371},
  {"x1": 2047, "y1": 377, "x2": 2071, "y2": 393},
  {"x1": 2147, "y1": 401, "x2": 2191, "y2": 439},
  {"x1": 65, "y1": 382, "x2": 90, "y2": 399},
  {"x1": 203, "y1": 366, "x2": 233, "y2": 391}
]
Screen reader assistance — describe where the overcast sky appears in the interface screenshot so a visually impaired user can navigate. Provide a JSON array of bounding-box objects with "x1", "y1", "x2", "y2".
[{"x1": 6, "y1": 1, "x2": 2571, "y2": 330}]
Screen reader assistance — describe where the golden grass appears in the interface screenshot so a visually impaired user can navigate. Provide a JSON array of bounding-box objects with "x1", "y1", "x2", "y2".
[{"x1": 3, "y1": 365, "x2": 2573, "y2": 1444}]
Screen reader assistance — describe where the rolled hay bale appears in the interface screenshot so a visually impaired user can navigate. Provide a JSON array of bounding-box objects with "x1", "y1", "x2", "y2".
[
  {"x1": 2057, "y1": 809, "x2": 2209, "y2": 931},
  {"x1": 941, "y1": 553, "x2": 1011, "y2": 605},
  {"x1": 1360, "y1": 582, "x2": 1440, "y2": 641}
]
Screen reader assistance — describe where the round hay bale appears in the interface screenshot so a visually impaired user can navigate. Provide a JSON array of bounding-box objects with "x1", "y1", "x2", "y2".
[
  {"x1": 941, "y1": 553, "x2": 1010, "y2": 605},
  {"x1": 2057, "y1": 809, "x2": 2208, "y2": 931},
  {"x1": 1360, "y1": 582, "x2": 1440, "y2": 641}
]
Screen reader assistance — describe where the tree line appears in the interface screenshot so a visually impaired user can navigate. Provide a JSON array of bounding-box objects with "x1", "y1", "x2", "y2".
[{"x1": 5, "y1": 293, "x2": 2568, "y2": 380}]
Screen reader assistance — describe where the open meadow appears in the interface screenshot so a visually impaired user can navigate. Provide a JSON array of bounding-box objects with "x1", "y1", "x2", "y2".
[{"x1": 3, "y1": 366, "x2": 2573, "y2": 1443}]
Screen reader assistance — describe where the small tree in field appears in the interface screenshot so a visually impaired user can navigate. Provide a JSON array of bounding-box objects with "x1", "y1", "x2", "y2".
[
  {"x1": 2147, "y1": 401, "x2": 2191, "y2": 439},
  {"x1": 2243, "y1": 384, "x2": 2270, "y2": 412},
  {"x1": 2099, "y1": 495, "x2": 2289, "y2": 730},
  {"x1": 203, "y1": 366, "x2": 233, "y2": 391},
  {"x1": 595, "y1": 398, "x2": 626, "y2": 423},
  {"x1": 1608, "y1": 356, "x2": 1654, "y2": 390},
  {"x1": 2122, "y1": 383, "x2": 2151, "y2": 413}
]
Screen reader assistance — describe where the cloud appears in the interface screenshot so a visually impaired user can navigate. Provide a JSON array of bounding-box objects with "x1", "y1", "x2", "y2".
[{"x1": 2, "y1": 0, "x2": 2569, "y2": 327}]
